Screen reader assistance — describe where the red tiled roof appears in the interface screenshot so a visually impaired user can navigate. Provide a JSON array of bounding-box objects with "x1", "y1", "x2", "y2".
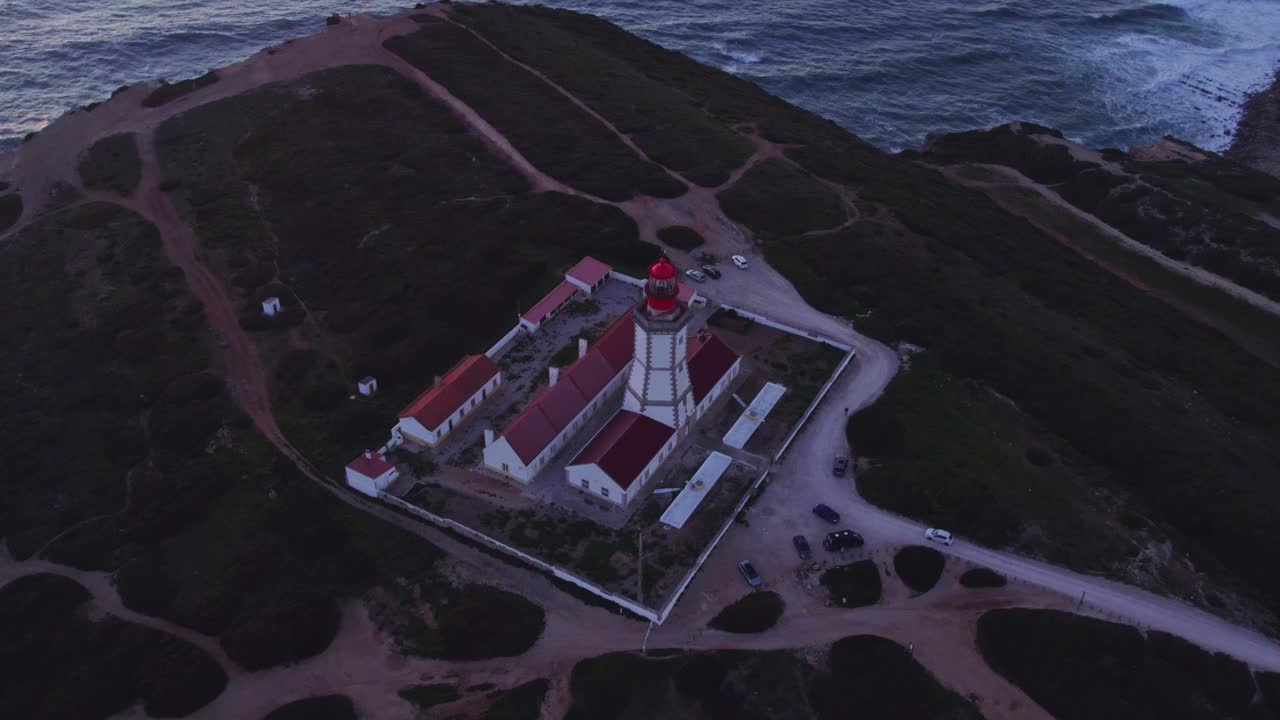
[
  {"x1": 399, "y1": 354, "x2": 499, "y2": 431},
  {"x1": 347, "y1": 450, "x2": 395, "y2": 479},
  {"x1": 565, "y1": 256, "x2": 611, "y2": 286},
  {"x1": 521, "y1": 280, "x2": 578, "y2": 325},
  {"x1": 498, "y1": 309, "x2": 636, "y2": 465},
  {"x1": 688, "y1": 332, "x2": 740, "y2": 404},
  {"x1": 570, "y1": 410, "x2": 674, "y2": 489}
]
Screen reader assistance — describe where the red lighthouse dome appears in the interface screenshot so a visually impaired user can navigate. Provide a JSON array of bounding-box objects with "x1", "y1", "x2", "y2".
[{"x1": 645, "y1": 257, "x2": 678, "y2": 313}]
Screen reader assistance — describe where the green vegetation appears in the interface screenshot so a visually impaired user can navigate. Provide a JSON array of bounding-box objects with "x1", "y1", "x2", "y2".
[
  {"x1": 385, "y1": 19, "x2": 684, "y2": 201},
  {"x1": 565, "y1": 638, "x2": 979, "y2": 719},
  {"x1": 398, "y1": 683, "x2": 461, "y2": 711},
  {"x1": 820, "y1": 560, "x2": 881, "y2": 608},
  {"x1": 156, "y1": 63, "x2": 660, "y2": 471},
  {"x1": 708, "y1": 591, "x2": 785, "y2": 633},
  {"x1": 0, "y1": 574, "x2": 227, "y2": 719},
  {"x1": 657, "y1": 225, "x2": 705, "y2": 250},
  {"x1": 483, "y1": 679, "x2": 551, "y2": 720},
  {"x1": 893, "y1": 546, "x2": 945, "y2": 594},
  {"x1": 1258, "y1": 673, "x2": 1280, "y2": 717},
  {"x1": 0, "y1": 191, "x2": 22, "y2": 232},
  {"x1": 453, "y1": 3, "x2": 755, "y2": 186},
  {"x1": 926, "y1": 122, "x2": 1280, "y2": 301},
  {"x1": 262, "y1": 695, "x2": 356, "y2": 720},
  {"x1": 372, "y1": 582, "x2": 545, "y2": 661},
  {"x1": 959, "y1": 568, "x2": 1007, "y2": 589},
  {"x1": 142, "y1": 70, "x2": 219, "y2": 107},
  {"x1": 978, "y1": 609, "x2": 1257, "y2": 720},
  {"x1": 719, "y1": 158, "x2": 846, "y2": 236},
  {"x1": 77, "y1": 132, "x2": 141, "y2": 196}
]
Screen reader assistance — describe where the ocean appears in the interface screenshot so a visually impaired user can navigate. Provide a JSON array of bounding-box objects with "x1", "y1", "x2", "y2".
[{"x1": 2, "y1": 0, "x2": 1278, "y2": 155}]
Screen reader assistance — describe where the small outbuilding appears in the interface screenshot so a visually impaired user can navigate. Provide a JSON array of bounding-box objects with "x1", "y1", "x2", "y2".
[
  {"x1": 565, "y1": 256, "x2": 611, "y2": 294},
  {"x1": 262, "y1": 296, "x2": 282, "y2": 317},
  {"x1": 357, "y1": 376, "x2": 378, "y2": 397},
  {"x1": 345, "y1": 449, "x2": 399, "y2": 497}
]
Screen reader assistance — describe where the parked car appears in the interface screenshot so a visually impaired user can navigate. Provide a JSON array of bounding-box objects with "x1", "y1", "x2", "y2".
[
  {"x1": 833, "y1": 455, "x2": 849, "y2": 477},
  {"x1": 792, "y1": 535, "x2": 812, "y2": 560},
  {"x1": 823, "y1": 529, "x2": 865, "y2": 552},
  {"x1": 701, "y1": 264, "x2": 722, "y2": 279},
  {"x1": 732, "y1": 254, "x2": 749, "y2": 269},
  {"x1": 812, "y1": 503, "x2": 840, "y2": 524},
  {"x1": 925, "y1": 528, "x2": 954, "y2": 546},
  {"x1": 739, "y1": 560, "x2": 762, "y2": 587},
  {"x1": 685, "y1": 268, "x2": 707, "y2": 282}
]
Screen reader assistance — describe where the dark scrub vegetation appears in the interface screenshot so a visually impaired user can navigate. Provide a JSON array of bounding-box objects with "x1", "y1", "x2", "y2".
[
  {"x1": 372, "y1": 582, "x2": 546, "y2": 661},
  {"x1": 398, "y1": 683, "x2": 461, "y2": 711},
  {"x1": 0, "y1": 190, "x2": 23, "y2": 232},
  {"x1": 718, "y1": 158, "x2": 847, "y2": 236},
  {"x1": 565, "y1": 639, "x2": 981, "y2": 720},
  {"x1": 959, "y1": 568, "x2": 1007, "y2": 589},
  {"x1": 77, "y1": 132, "x2": 141, "y2": 196},
  {"x1": 386, "y1": 18, "x2": 684, "y2": 201},
  {"x1": 657, "y1": 225, "x2": 706, "y2": 250},
  {"x1": 708, "y1": 591, "x2": 785, "y2": 633},
  {"x1": 155, "y1": 63, "x2": 660, "y2": 471},
  {"x1": 451, "y1": 3, "x2": 756, "y2": 187},
  {"x1": 978, "y1": 609, "x2": 1257, "y2": 720},
  {"x1": 893, "y1": 546, "x2": 945, "y2": 594},
  {"x1": 143, "y1": 70, "x2": 219, "y2": 107},
  {"x1": 820, "y1": 560, "x2": 881, "y2": 608},
  {"x1": 925, "y1": 122, "x2": 1280, "y2": 301},
  {"x1": 262, "y1": 695, "x2": 357, "y2": 720},
  {"x1": 0, "y1": 574, "x2": 227, "y2": 719},
  {"x1": 483, "y1": 679, "x2": 551, "y2": 720}
]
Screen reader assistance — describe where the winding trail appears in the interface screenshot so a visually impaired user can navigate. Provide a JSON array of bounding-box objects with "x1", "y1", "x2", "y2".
[{"x1": 4, "y1": 6, "x2": 1280, "y2": 720}]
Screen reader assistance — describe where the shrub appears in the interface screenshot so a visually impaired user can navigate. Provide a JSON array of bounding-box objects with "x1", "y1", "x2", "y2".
[
  {"x1": 708, "y1": 591, "x2": 784, "y2": 633},
  {"x1": 142, "y1": 71, "x2": 218, "y2": 108},
  {"x1": 1025, "y1": 446, "x2": 1053, "y2": 467},
  {"x1": 398, "y1": 683, "x2": 460, "y2": 710},
  {"x1": 893, "y1": 545, "x2": 945, "y2": 594},
  {"x1": 77, "y1": 133, "x2": 141, "y2": 196},
  {"x1": 220, "y1": 591, "x2": 341, "y2": 670},
  {"x1": 657, "y1": 225, "x2": 705, "y2": 250},
  {"x1": 325, "y1": 14, "x2": 341, "y2": 26},
  {"x1": 977, "y1": 608, "x2": 1256, "y2": 720},
  {"x1": 810, "y1": 635, "x2": 984, "y2": 719},
  {"x1": 819, "y1": 560, "x2": 881, "y2": 608},
  {"x1": 263, "y1": 695, "x2": 356, "y2": 720},
  {"x1": 0, "y1": 193, "x2": 22, "y2": 233},
  {"x1": 959, "y1": 567, "x2": 1007, "y2": 588},
  {"x1": 1258, "y1": 673, "x2": 1280, "y2": 717},
  {"x1": 718, "y1": 159, "x2": 846, "y2": 236},
  {"x1": 484, "y1": 679, "x2": 549, "y2": 720}
]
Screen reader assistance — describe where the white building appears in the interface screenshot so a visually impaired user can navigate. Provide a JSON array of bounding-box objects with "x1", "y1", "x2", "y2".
[
  {"x1": 482, "y1": 311, "x2": 634, "y2": 482},
  {"x1": 262, "y1": 296, "x2": 281, "y2": 317},
  {"x1": 358, "y1": 376, "x2": 378, "y2": 397},
  {"x1": 623, "y1": 258, "x2": 695, "y2": 430},
  {"x1": 565, "y1": 410, "x2": 677, "y2": 505},
  {"x1": 397, "y1": 354, "x2": 501, "y2": 447},
  {"x1": 565, "y1": 256, "x2": 611, "y2": 294},
  {"x1": 345, "y1": 450, "x2": 399, "y2": 497}
]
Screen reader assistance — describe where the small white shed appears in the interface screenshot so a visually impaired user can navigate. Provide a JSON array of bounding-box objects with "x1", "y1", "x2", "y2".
[{"x1": 262, "y1": 296, "x2": 282, "y2": 317}]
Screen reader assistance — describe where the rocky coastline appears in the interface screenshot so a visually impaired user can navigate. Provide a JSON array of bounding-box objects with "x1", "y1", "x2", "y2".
[{"x1": 1227, "y1": 66, "x2": 1280, "y2": 178}]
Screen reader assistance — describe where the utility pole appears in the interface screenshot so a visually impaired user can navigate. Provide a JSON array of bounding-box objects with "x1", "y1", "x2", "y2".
[
  {"x1": 642, "y1": 620, "x2": 654, "y2": 655},
  {"x1": 1075, "y1": 590, "x2": 1087, "y2": 614}
]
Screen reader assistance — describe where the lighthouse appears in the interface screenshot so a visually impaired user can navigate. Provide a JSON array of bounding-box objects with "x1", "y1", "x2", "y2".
[{"x1": 623, "y1": 258, "x2": 694, "y2": 430}]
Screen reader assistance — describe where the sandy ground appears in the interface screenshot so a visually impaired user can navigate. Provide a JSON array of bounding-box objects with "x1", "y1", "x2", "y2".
[{"x1": 3, "y1": 5, "x2": 1280, "y2": 719}]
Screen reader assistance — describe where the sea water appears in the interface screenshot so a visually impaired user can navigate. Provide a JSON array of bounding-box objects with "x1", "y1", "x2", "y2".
[{"x1": 1, "y1": 0, "x2": 1277, "y2": 154}]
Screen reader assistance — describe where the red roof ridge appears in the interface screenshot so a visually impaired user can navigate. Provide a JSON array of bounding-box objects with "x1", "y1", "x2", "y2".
[{"x1": 399, "y1": 354, "x2": 499, "y2": 430}]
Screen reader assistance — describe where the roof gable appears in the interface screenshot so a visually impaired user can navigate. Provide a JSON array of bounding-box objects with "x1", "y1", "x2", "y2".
[
  {"x1": 347, "y1": 451, "x2": 395, "y2": 479},
  {"x1": 521, "y1": 280, "x2": 578, "y2": 325},
  {"x1": 399, "y1": 355, "x2": 499, "y2": 430},
  {"x1": 566, "y1": 256, "x2": 611, "y2": 286},
  {"x1": 570, "y1": 410, "x2": 674, "y2": 489},
  {"x1": 688, "y1": 332, "x2": 740, "y2": 404}
]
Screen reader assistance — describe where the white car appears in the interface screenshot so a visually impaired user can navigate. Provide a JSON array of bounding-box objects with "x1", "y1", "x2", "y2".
[
  {"x1": 925, "y1": 528, "x2": 954, "y2": 546},
  {"x1": 731, "y1": 254, "x2": 749, "y2": 269},
  {"x1": 685, "y1": 269, "x2": 707, "y2": 282}
]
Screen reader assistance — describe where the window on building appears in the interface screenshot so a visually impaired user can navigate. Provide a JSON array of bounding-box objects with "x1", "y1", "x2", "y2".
[
  {"x1": 447, "y1": 418, "x2": 453, "y2": 431},
  {"x1": 481, "y1": 387, "x2": 486, "y2": 399},
  {"x1": 580, "y1": 479, "x2": 589, "y2": 490},
  {"x1": 601, "y1": 487, "x2": 610, "y2": 497},
  {"x1": 502, "y1": 463, "x2": 509, "y2": 472}
]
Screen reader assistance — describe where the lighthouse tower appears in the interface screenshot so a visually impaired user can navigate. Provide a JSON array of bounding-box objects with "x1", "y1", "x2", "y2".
[{"x1": 624, "y1": 258, "x2": 694, "y2": 429}]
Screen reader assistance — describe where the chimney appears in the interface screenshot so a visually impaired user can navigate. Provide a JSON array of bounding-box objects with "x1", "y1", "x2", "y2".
[
  {"x1": 484, "y1": 428, "x2": 495, "y2": 447},
  {"x1": 364, "y1": 449, "x2": 372, "y2": 460},
  {"x1": 578, "y1": 337, "x2": 588, "y2": 359},
  {"x1": 548, "y1": 366, "x2": 559, "y2": 386},
  {"x1": 433, "y1": 375, "x2": 442, "y2": 388}
]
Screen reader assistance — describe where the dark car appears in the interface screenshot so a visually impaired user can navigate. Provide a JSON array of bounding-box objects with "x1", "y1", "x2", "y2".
[
  {"x1": 813, "y1": 503, "x2": 840, "y2": 524},
  {"x1": 833, "y1": 455, "x2": 849, "y2": 477},
  {"x1": 823, "y1": 529, "x2": 865, "y2": 552},
  {"x1": 739, "y1": 560, "x2": 762, "y2": 588},
  {"x1": 792, "y1": 535, "x2": 812, "y2": 560},
  {"x1": 701, "y1": 264, "x2": 722, "y2": 279}
]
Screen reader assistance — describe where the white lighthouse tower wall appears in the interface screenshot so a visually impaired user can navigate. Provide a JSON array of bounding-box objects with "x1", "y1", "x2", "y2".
[{"x1": 624, "y1": 313, "x2": 694, "y2": 428}]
